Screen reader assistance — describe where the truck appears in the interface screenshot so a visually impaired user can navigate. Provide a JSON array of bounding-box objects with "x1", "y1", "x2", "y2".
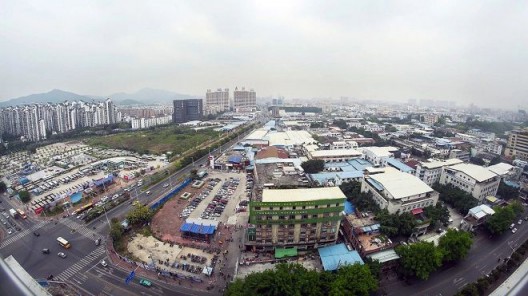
[{"x1": 9, "y1": 208, "x2": 18, "y2": 218}]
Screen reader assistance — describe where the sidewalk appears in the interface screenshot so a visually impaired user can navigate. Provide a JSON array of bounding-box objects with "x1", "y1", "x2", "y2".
[{"x1": 489, "y1": 258, "x2": 528, "y2": 296}]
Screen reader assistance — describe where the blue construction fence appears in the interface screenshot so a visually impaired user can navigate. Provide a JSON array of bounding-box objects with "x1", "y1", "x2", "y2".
[{"x1": 150, "y1": 178, "x2": 192, "y2": 210}]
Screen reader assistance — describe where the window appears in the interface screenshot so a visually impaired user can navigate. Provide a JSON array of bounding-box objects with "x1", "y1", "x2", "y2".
[
  {"x1": 290, "y1": 215, "x2": 296, "y2": 220},
  {"x1": 255, "y1": 207, "x2": 261, "y2": 210},
  {"x1": 312, "y1": 214, "x2": 318, "y2": 218},
  {"x1": 270, "y1": 207, "x2": 273, "y2": 210},
  {"x1": 279, "y1": 207, "x2": 283, "y2": 210}
]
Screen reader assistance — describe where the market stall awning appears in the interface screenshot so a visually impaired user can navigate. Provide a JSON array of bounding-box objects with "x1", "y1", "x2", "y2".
[{"x1": 275, "y1": 247, "x2": 298, "y2": 259}]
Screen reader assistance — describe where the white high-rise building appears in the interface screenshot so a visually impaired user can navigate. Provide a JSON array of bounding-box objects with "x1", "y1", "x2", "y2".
[{"x1": 205, "y1": 88, "x2": 230, "y2": 115}]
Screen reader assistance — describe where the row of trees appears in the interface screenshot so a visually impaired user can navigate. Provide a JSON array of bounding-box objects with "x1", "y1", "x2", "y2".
[
  {"x1": 485, "y1": 202, "x2": 524, "y2": 235},
  {"x1": 396, "y1": 229, "x2": 473, "y2": 280},
  {"x1": 226, "y1": 263, "x2": 378, "y2": 296},
  {"x1": 300, "y1": 159, "x2": 325, "y2": 174},
  {"x1": 433, "y1": 183, "x2": 478, "y2": 215}
]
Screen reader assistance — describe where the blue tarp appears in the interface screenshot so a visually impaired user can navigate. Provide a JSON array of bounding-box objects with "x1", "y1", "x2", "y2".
[
  {"x1": 318, "y1": 243, "x2": 364, "y2": 271},
  {"x1": 344, "y1": 201, "x2": 355, "y2": 215},
  {"x1": 228, "y1": 155, "x2": 243, "y2": 163},
  {"x1": 180, "y1": 223, "x2": 216, "y2": 235},
  {"x1": 19, "y1": 177, "x2": 30, "y2": 185}
]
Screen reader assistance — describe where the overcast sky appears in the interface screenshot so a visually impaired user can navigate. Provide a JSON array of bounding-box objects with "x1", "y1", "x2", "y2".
[{"x1": 1, "y1": 1, "x2": 527, "y2": 108}]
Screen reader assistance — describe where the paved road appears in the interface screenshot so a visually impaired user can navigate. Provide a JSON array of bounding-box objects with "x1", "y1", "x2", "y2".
[
  {"x1": 0, "y1": 122, "x2": 261, "y2": 295},
  {"x1": 380, "y1": 217, "x2": 528, "y2": 296}
]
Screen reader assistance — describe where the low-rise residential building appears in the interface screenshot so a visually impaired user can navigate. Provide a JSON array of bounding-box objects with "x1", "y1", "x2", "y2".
[
  {"x1": 448, "y1": 149, "x2": 470, "y2": 162},
  {"x1": 361, "y1": 168, "x2": 439, "y2": 214},
  {"x1": 415, "y1": 158, "x2": 464, "y2": 187},
  {"x1": 361, "y1": 146, "x2": 399, "y2": 167},
  {"x1": 246, "y1": 187, "x2": 346, "y2": 251},
  {"x1": 439, "y1": 163, "x2": 500, "y2": 201},
  {"x1": 341, "y1": 212, "x2": 396, "y2": 257},
  {"x1": 459, "y1": 204, "x2": 495, "y2": 231}
]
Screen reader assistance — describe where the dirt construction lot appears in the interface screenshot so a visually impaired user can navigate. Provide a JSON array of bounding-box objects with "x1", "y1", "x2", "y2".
[{"x1": 151, "y1": 170, "x2": 248, "y2": 248}]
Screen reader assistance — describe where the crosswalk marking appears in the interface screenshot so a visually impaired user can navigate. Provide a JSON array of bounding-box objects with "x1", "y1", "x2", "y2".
[
  {"x1": 59, "y1": 218, "x2": 99, "y2": 240},
  {"x1": 55, "y1": 245, "x2": 106, "y2": 281},
  {"x1": 0, "y1": 221, "x2": 49, "y2": 249}
]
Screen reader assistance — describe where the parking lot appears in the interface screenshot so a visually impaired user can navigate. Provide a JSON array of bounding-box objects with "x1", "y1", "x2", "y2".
[{"x1": 151, "y1": 171, "x2": 248, "y2": 245}]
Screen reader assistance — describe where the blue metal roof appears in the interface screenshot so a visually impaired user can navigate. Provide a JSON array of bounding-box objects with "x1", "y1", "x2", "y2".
[
  {"x1": 367, "y1": 178, "x2": 384, "y2": 191},
  {"x1": 386, "y1": 158, "x2": 414, "y2": 173},
  {"x1": 318, "y1": 243, "x2": 364, "y2": 271},
  {"x1": 228, "y1": 155, "x2": 243, "y2": 163}
]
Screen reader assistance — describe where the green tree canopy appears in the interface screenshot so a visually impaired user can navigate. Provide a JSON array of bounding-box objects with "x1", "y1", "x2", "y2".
[
  {"x1": 497, "y1": 181, "x2": 520, "y2": 200},
  {"x1": 332, "y1": 119, "x2": 348, "y2": 130},
  {"x1": 396, "y1": 241, "x2": 443, "y2": 280},
  {"x1": 110, "y1": 221, "x2": 124, "y2": 241},
  {"x1": 225, "y1": 263, "x2": 378, "y2": 296},
  {"x1": 0, "y1": 181, "x2": 7, "y2": 193},
  {"x1": 18, "y1": 190, "x2": 31, "y2": 203},
  {"x1": 424, "y1": 204, "x2": 450, "y2": 227},
  {"x1": 329, "y1": 264, "x2": 378, "y2": 296},
  {"x1": 438, "y1": 229, "x2": 473, "y2": 262},
  {"x1": 126, "y1": 204, "x2": 154, "y2": 226},
  {"x1": 486, "y1": 205, "x2": 516, "y2": 235},
  {"x1": 301, "y1": 159, "x2": 325, "y2": 174},
  {"x1": 433, "y1": 183, "x2": 478, "y2": 215}
]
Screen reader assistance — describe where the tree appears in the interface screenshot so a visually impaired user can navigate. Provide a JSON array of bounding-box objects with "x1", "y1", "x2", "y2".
[
  {"x1": 332, "y1": 119, "x2": 348, "y2": 130},
  {"x1": 497, "y1": 181, "x2": 520, "y2": 200},
  {"x1": 18, "y1": 190, "x2": 31, "y2": 203},
  {"x1": 110, "y1": 221, "x2": 124, "y2": 241},
  {"x1": 301, "y1": 159, "x2": 325, "y2": 174},
  {"x1": 424, "y1": 204, "x2": 450, "y2": 227},
  {"x1": 438, "y1": 229, "x2": 473, "y2": 262},
  {"x1": 396, "y1": 241, "x2": 443, "y2": 280},
  {"x1": 126, "y1": 204, "x2": 154, "y2": 226},
  {"x1": 329, "y1": 264, "x2": 378, "y2": 296},
  {"x1": 225, "y1": 263, "x2": 377, "y2": 296},
  {"x1": 469, "y1": 157, "x2": 485, "y2": 166},
  {"x1": 0, "y1": 181, "x2": 7, "y2": 193},
  {"x1": 486, "y1": 205, "x2": 516, "y2": 235},
  {"x1": 190, "y1": 169, "x2": 198, "y2": 179}
]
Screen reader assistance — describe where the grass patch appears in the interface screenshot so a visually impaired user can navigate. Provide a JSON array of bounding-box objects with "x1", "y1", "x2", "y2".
[{"x1": 85, "y1": 126, "x2": 220, "y2": 155}]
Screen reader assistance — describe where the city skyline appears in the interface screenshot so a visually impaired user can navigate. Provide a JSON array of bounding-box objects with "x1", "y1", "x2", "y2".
[{"x1": 1, "y1": 1, "x2": 528, "y2": 109}]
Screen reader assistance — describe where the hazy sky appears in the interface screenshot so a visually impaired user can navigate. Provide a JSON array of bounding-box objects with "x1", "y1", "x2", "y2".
[{"x1": 1, "y1": 1, "x2": 527, "y2": 108}]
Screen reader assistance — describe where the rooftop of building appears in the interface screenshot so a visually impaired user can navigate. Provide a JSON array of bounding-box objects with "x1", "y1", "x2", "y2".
[
  {"x1": 367, "y1": 168, "x2": 434, "y2": 199},
  {"x1": 261, "y1": 187, "x2": 346, "y2": 203},
  {"x1": 255, "y1": 146, "x2": 289, "y2": 160},
  {"x1": 447, "y1": 163, "x2": 498, "y2": 182},
  {"x1": 255, "y1": 162, "x2": 308, "y2": 188},
  {"x1": 360, "y1": 146, "x2": 399, "y2": 157},
  {"x1": 309, "y1": 149, "x2": 363, "y2": 158},
  {"x1": 419, "y1": 158, "x2": 464, "y2": 169},
  {"x1": 487, "y1": 162, "x2": 515, "y2": 176},
  {"x1": 468, "y1": 204, "x2": 495, "y2": 219},
  {"x1": 385, "y1": 158, "x2": 415, "y2": 173}
]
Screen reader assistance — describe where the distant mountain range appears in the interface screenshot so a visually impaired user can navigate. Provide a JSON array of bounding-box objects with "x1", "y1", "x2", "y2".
[{"x1": 0, "y1": 88, "x2": 198, "y2": 107}]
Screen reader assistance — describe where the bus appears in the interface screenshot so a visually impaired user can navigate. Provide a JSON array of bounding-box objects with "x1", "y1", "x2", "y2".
[
  {"x1": 72, "y1": 202, "x2": 94, "y2": 216},
  {"x1": 57, "y1": 237, "x2": 71, "y2": 249},
  {"x1": 16, "y1": 209, "x2": 27, "y2": 219}
]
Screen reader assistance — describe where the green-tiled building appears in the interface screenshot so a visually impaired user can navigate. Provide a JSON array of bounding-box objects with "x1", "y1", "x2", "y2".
[{"x1": 246, "y1": 187, "x2": 346, "y2": 251}]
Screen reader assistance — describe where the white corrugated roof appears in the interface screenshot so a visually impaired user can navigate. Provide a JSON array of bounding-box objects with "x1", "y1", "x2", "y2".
[
  {"x1": 487, "y1": 162, "x2": 514, "y2": 176},
  {"x1": 420, "y1": 158, "x2": 463, "y2": 169},
  {"x1": 310, "y1": 149, "x2": 363, "y2": 158},
  {"x1": 369, "y1": 169, "x2": 434, "y2": 199},
  {"x1": 262, "y1": 187, "x2": 346, "y2": 202},
  {"x1": 449, "y1": 163, "x2": 497, "y2": 182}
]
